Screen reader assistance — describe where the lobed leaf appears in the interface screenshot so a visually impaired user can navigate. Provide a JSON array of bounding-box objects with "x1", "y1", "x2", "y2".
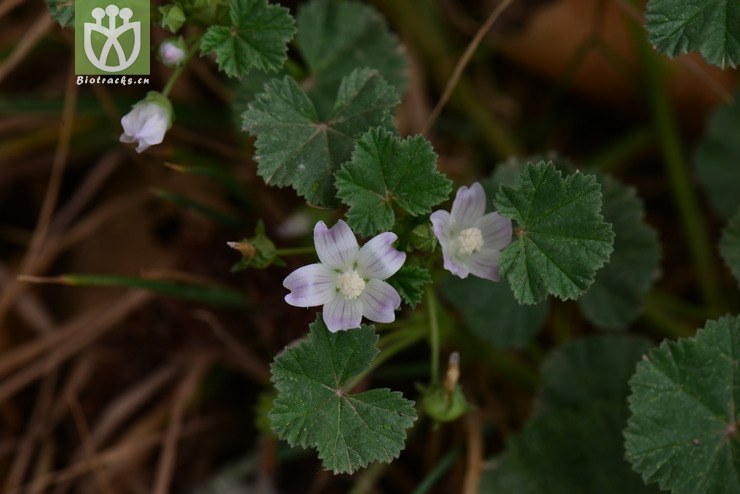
[
  {"x1": 387, "y1": 265, "x2": 432, "y2": 308},
  {"x1": 645, "y1": 0, "x2": 740, "y2": 68},
  {"x1": 482, "y1": 335, "x2": 658, "y2": 494},
  {"x1": 625, "y1": 315, "x2": 740, "y2": 494},
  {"x1": 200, "y1": 0, "x2": 295, "y2": 78},
  {"x1": 296, "y1": 0, "x2": 407, "y2": 117},
  {"x1": 242, "y1": 68, "x2": 398, "y2": 207},
  {"x1": 269, "y1": 316, "x2": 417, "y2": 474},
  {"x1": 335, "y1": 128, "x2": 452, "y2": 236},
  {"x1": 494, "y1": 161, "x2": 614, "y2": 304}
]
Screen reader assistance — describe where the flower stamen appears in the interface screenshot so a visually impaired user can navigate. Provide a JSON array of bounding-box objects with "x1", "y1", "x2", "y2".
[
  {"x1": 457, "y1": 227, "x2": 484, "y2": 255},
  {"x1": 336, "y1": 270, "x2": 366, "y2": 300}
]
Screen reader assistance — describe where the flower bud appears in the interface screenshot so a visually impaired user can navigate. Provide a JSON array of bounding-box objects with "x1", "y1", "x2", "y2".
[
  {"x1": 119, "y1": 92, "x2": 173, "y2": 153},
  {"x1": 158, "y1": 37, "x2": 187, "y2": 67}
]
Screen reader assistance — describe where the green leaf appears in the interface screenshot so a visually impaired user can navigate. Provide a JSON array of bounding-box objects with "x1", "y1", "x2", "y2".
[
  {"x1": 296, "y1": 0, "x2": 407, "y2": 117},
  {"x1": 159, "y1": 4, "x2": 186, "y2": 33},
  {"x1": 335, "y1": 128, "x2": 452, "y2": 236},
  {"x1": 578, "y1": 174, "x2": 661, "y2": 330},
  {"x1": 645, "y1": 0, "x2": 740, "y2": 68},
  {"x1": 387, "y1": 265, "x2": 432, "y2": 308},
  {"x1": 494, "y1": 161, "x2": 614, "y2": 304},
  {"x1": 441, "y1": 275, "x2": 549, "y2": 349},
  {"x1": 269, "y1": 315, "x2": 417, "y2": 474},
  {"x1": 536, "y1": 335, "x2": 653, "y2": 415},
  {"x1": 720, "y1": 208, "x2": 740, "y2": 286},
  {"x1": 625, "y1": 315, "x2": 740, "y2": 494},
  {"x1": 243, "y1": 68, "x2": 398, "y2": 207},
  {"x1": 695, "y1": 93, "x2": 740, "y2": 218},
  {"x1": 482, "y1": 335, "x2": 658, "y2": 494},
  {"x1": 46, "y1": 0, "x2": 74, "y2": 27},
  {"x1": 199, "y1": 0, "x2": 295, "y2": 78}
]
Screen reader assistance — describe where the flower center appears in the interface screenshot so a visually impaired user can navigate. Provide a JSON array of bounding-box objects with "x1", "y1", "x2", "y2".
[
  {"x1": 457, "y1": 227, "x2": 484, "y2": 255},
  {"x1": 336, "y1": 270, "x2": 366, "y2": 300}
]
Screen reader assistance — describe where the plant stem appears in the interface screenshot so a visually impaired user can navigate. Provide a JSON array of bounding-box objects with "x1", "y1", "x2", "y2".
[
  {"x1": 162, "y1": 39, "x2": 201, "y2": 98},
  {"x1": 627, "y1": 17, "x2": 722, "y2": 312},
  {"x1": 426, "y1": 286, "x2": 440, "y2": 384},
  {"x1": 275, "y1": 246, "x2": 315, "y2": 257},
  {"x1": 411, "y1": 446, "x2": 462, "y2": 494}
]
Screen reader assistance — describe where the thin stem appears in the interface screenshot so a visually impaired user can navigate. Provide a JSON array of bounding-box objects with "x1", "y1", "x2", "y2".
[
  {"x1": 162, "y1": 39, "x2": 200, "y2": 98},
  {"x1": 275, "y1": 246, "x2": 315, "y2": 257},
  {"x1": 426, "y1": 286, "x2": 440, "y2": 384},
  {"x1": 422, "y1": 0, "x2": 517, "y2": 134},
  {"x1": 411, "y1": 446, "x2": 462, "y2": 494},
  {"x1": 627, "y1": 19, "x2": 722, "y2": 312}
]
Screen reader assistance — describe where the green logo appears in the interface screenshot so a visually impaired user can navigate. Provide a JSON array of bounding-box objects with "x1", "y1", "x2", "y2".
[{"x1": 75, "y1": 0, "x2": 150, "y2": 75}]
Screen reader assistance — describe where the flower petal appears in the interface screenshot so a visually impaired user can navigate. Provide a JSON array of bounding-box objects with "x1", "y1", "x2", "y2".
[
  {"x1": 360, "y1": 279, "x2": 401, "y2": 323},
  {"x1": 468, "y1": 248, "x2": 501, "y2": 281},
  {"x1": 322, "y1": 295, "x2": 363, "y2": 332},
  {"x1": 451, "y1": 182, "x2": 486, "y2": 227},
  {"x1": 474, "y1": 212, "x2": 512, "y2": 251},
  {"x1": 356, "y1": 232, "x2": 406, "y2": 280},
  {"x1": 442, "y1": 248, "x2": 470, "y2": 278},
  {"x1": 430, "y1": 209, "x2": 453, "y2": 244},
  {"x1": 314, "y1": 220, "x2": 359, "y2": 270},
  {"x1": 283, "y1": 263, "x2": 337, "y2": 307}
]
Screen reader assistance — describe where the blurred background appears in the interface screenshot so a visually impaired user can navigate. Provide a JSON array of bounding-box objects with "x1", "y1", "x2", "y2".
[{"x1": 0, "y1": 0, "x2": 737, "y2": 492}]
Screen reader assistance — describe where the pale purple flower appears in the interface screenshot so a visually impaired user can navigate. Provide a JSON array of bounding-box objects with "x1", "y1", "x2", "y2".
[
  {"x1": 431, "y1": 182, "x2": 512, "y2": 281},
  {"x1": 158, "y1": 38, "x2": 186, "y2": 67},
  {"x1": 283, "y1": 220, "x2": 406, "y2": 332},
  {"x1": 120, "y1": 92, "x2": 172, "y2": 153}
]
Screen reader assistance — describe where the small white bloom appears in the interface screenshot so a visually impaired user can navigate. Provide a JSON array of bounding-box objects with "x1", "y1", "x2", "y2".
[
  {"x1": 158, "y1": 38, "x2": 186, "y2": 67},
  {"x1": 430, "y1": 182, "x2": 512, "y2": 281},
  {"x1": 119, "y1": 92, "x2": 173, "y2": 153},
  {"x1": 283, "y1": 220, "x2": 406, "y2": 332}
]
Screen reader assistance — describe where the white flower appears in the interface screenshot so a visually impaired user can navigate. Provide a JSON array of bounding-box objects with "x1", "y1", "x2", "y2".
[
  {"x1": 283, "y1": 220, "x2": 406, "y2": 332},
  {"x1": 430, "y1": 182, "x2": 512, "y2": 281},
  {"x1": 119, "y1": 92, "x2": 172, "y2": 153},
  {"x1": 158, "y1": 38, "x2": 186, "y2": 67}
]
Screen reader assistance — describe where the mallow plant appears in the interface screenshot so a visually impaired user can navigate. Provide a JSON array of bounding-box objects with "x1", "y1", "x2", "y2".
[{"x1": 46, "y1": 0, "x2": 740, "y2": 490}]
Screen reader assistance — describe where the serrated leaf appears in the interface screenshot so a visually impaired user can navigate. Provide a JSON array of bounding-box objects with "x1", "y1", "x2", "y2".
[
  {"x1": 494, "y1": 161, "x2": 614, "y2": 304},
  {"x1": 269, "y1": 315, "x2": 417, "y2": 474},
  {"x1": 625, "y1": 315, "x2": 740, "y2": 494},
  {"x1": 695, "y1": 93, "x2": 740, "y2": 218},
  {"x1": 578, "y1": 174, "x2": 661, "y2": 330},
  {"x1": 387, "y1": 265, "x2": 432, "y2": 308},
  {"x1": 645, "y1": 0, "x2": 740, "y2": 68},
  {"x1": 296, "y1": 0, "x2": 407, "y2": 118},
  {"x1": 47, "y1": 0, "x2": 74, "y2": 27},
  {"x1": 720, "y1": 208, "x2": 740, "y2": 286},
  {"x1": 482, "y1": 335, "x2": 658, "y2": 494},
  {"x1": 243, "y1": 68, "x2": 398, "y2": 207},
  {"x1": 335, "y1": 128, "x2": 452, "y2": 236},
  {"x1": 199, "y1": 0, "x2": 295, "y2": 78},
  {"x1": 441, "y1": 274, "x2": 549, "y2": 349}
]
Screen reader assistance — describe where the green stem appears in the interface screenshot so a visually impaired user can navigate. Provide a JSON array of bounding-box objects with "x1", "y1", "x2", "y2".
[
  {"x1": 426, "y1": 286, "x2": 440, "y2": 384},
  {"x1": 162, "y1": 39, "x2": 201, "y2": 98},
  {"x1": 411, "y1": 446, "x2": 462, "y2": 494},
  {"x1": 343, "y1": 328, "x2": 426, "y2": 391},
  {"x1": 275, "y1": 246, "x2": 315, "y2": 257},
  {"x1": 627, "y1": 17, "x2": 722, "y2": 312}
]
